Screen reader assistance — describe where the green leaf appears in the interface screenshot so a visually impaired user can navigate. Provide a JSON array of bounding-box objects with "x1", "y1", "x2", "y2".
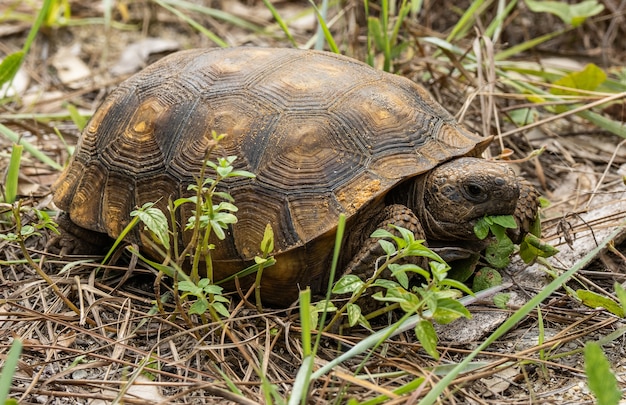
[
  {"x1": 0, "y1": 123, "x2": 63, "y2": 170},
  {"x1": 216, "y1": 165, "x2": 233, "y2": 177},
  {"x1": 389, "y1": 264, "x2": 410, "y2": 289},
  {"x1": 260, "y1": 223, "x2": 274, "y2": 254},
  {"x1": 65, "y1": 103, "x2": 88, "y2": 131},
  {"x1": 493, "y1": 293, "x2": 511, "y2": 309},
  {"x1": 393, "y1": 225, "x2": 416, "y2": 244},
  {"x1": 390, "y1": 263, "x2": 430, "y2": 280},
  {"x1": 20, "y1": 225, "x2": 36, "y2": 237},
  {"x1": 525, "y1": 0, "x2": 604, "y2": 27},
  {"x1": 378, "y1": 239, "x2": 396, "y2": 256},
  {"x1": 347, "y1": 303, "x2": 362, "y2": 327},
  {"x1": 0, "y1": 51, "x2": 24, "y2": 89},
  {"x1": 228, "y1": 169, "x2": 256, "y2": 178},
  {"x1": 213, "y1": 212, "x2": 238, "y2": 224},
  {"x1": 261, "y1": 0, "x2": 297, "y2": 47},
  {"x1": 212, "y1": 301, "x2": 230, "y2": 318},
  {"x1": 215, "y1": 202, "x2": 238, "y2": 212},
  {"x1": 189, "y1": 298, "x2": 209, "y2": 315},
  {"x1": 398, "y1": 293, "x2": 420, "y2": 313},
  {"x1": 577, "y1": 290, "x2": 625, "y2": 318},
  {"x1": 614, "y1": 283, "x2": 626, "y2": 316},
  {"x1": 212, "y1": 191, "x2": 235, "y2": 202},
  {"x1": 551, "y1": 63, "x2": 607, "y2": 96},
  {"x1": 484, "y1": 236, "x2": 515, "y2": 269},
  {"x1": 202, "y1": 283, "x2": 224, "y2": 295},
  {"x1": 584, "y1": 342, "x2": 621, "y2": 405},
  {"x1": 177, "y1": 281, "x2": 201, "y2": 294},
  {"x1": 210, "y1": 220, "x2": 227, "y2": 240},
  {"x1": 371, "y1": 228, "x2": 395, "y2": 239},
  {"x1": 174, "y1": 196, "x2": 197, "y2": 209},
  {"x1": 332, "y1": 275, "x2": 364, "y2": 294},
  {"x1": 0, "y1": 338, "x2": 22, "y2": 403},
  {"x1": 439, "y1": 278, "x2": 474, "y2": 296},
  {"x1": 133, "y1": 203, "x2": 170, "y2": 249},
  {"x1": 472, "y1": 268, "x2": 503, "y2": 291},
  {"x1": 372, "y1": 279, "x2": 400, "y2": 290},
  {"x1": 312, "y1": 300, "x2": 337, "y2": 315},
  {"x1": 473, "y1": 218, "x2": 490, "y2": 240},
  {"x1": 308, "y1": 0, "x2": 339, "y2": 53},
  {"x1": 405, "y1": 242, "x2": 442, "y2": 262},
  {"x1": 490, "y1": 215, "x2": 518, "y2": 229},
  {"x1": 213, "y1": 294, "x2": 230, "y2": 303},
  {"x1": 372, "y1": 286, "x2": 411, "y2": 304},
  {"x1": 432, "y1": 297, "x2": 471, "y2": 324},
  {"x1": 520, "y1": 233, "x2": 559, "y2": 263},
  {"x1": 415, "y1": 319, "x2": 439, "y2": 359}
]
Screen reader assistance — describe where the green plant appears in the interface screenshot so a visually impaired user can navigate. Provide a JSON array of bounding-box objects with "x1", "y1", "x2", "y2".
[
  {"x1": 0, "y1": 0, "x2": 53, "y2": 98},
  {"x1": 113, "y1": 131, "x2": 266, "y2": 322},
  {"x1": 474, "y1": 214, "x2": 518, "y2": 269},
  {"x1": 472, "y1": 213, "x2": 556, "y2": 290},
  {"x1": 363, "y1": 0, "x2": 415, "y2": 71},
  {"x1": 328, "y1": 226, "x2": 472, "y2": 359}
]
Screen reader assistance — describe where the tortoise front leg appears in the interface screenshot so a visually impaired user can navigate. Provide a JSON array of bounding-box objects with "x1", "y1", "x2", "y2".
[{"x1": 343, "y1": 204, "x2": 427, "y2": 282}]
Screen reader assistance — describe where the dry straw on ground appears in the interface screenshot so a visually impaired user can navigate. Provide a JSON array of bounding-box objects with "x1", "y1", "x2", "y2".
[{"x1": 1, "y1": 1, "x2": 625, "y2": 403}]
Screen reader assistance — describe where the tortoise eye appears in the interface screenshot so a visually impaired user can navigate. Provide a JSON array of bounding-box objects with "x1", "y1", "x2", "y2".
[{"x1": 464, "y1": 183, "x2": 486, "y2": 201}]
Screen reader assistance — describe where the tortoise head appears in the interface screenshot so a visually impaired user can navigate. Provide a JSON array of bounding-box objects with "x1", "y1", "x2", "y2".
[{"x1": 418, "y1": 157, "x2": 521, "y2": 241}]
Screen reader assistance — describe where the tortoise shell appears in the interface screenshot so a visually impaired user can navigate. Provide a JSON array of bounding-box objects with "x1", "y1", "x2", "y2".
[{"x1": 53, "y1": 47, "x2": 492, "y2": 305}]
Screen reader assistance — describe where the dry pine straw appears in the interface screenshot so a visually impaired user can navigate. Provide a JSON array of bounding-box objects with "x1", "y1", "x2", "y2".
[
  {"x1": 2, "y1": 90, "x2": 625, "y2": 404},
  {"x1": 2, "y1": 1, "x2": 626, "y2": 403}
]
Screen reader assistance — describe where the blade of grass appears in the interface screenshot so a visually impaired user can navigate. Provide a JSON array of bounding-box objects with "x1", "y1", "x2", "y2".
[
  {"x1": 0, "y1": 123, "x2": 63, "y2": 170},
  {"x1": 290, "y1": 214, "x2": 346, "y2": 405},
  {"x1": 419, "y1": 224, "x2": 623, "y2": 404},
  {"x1": 3, "y1": 144, "x2": 23, "y2": 203},
  {"x1": 261, "y1": 0, "x2": 297, "y2": 47},
  {"x1": 157, "y1": 0, "x2": 262, "y2": 33},
  {"x1": 314, "y1": 0, "x2": 330, "y2": 50},
  {"x1": 446, "y1": 0, "x2": 487, "y2": 42},
  {"x1": 23, "y1": 0, "x2": 52, "y2": 55},
  {"x1": 484, "y1": 0, "x2": 517, "y2": 41},
  {"x1": 0, "y1": 338, "x2": 22, "y2": 403},
  {"x1": 289, "y1": 288, "x2": 314, "y2": 405},
  {"x1": 495, "y1": 29, "x2": 569, "y2": 61},
  {"x1": 381, "y1": 0, "x2": 390, "y2": 71},
  {"x1": 153, "y1": 0, "x2": 228, "y2": 47},
  {"x1": 308, "y1": 0, "x2": 338, "y2": 53}
]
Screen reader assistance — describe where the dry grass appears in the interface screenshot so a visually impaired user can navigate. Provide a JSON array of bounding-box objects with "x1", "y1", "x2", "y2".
[{"x1": 1, "y1": 0, "x2": 626, "y2": 403}]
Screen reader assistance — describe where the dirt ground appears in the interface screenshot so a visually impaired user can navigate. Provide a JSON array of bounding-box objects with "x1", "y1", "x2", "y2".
[{"x1": 1, "y1": 0, "x2": 626, "y2": 403}]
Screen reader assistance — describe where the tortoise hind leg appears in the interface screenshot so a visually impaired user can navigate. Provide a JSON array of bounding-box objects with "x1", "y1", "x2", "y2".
[{"x1": 47, "y1": 212, "x2": 112, "y2": 256}]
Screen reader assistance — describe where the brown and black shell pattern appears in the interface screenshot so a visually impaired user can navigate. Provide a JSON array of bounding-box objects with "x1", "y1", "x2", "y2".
[{"x1": 52, "y1": 47, "x2": 491, "y2": 305}]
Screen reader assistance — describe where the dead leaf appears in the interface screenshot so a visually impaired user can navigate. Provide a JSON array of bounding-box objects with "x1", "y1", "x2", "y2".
[
  {"x1": 481, "y1": 366, "x2": 519, "y2": 396},
  {"x1": 51, "y1": 44, "x2": 92, "y2": 87},
  {"x1": 110, "y1": 38, "x2": 180, "y2": 76}
]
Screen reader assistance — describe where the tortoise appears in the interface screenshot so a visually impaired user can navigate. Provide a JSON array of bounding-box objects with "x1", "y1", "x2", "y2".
[{"x1": 52, "y1": 47, "x2": 538, "y2": 306}]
